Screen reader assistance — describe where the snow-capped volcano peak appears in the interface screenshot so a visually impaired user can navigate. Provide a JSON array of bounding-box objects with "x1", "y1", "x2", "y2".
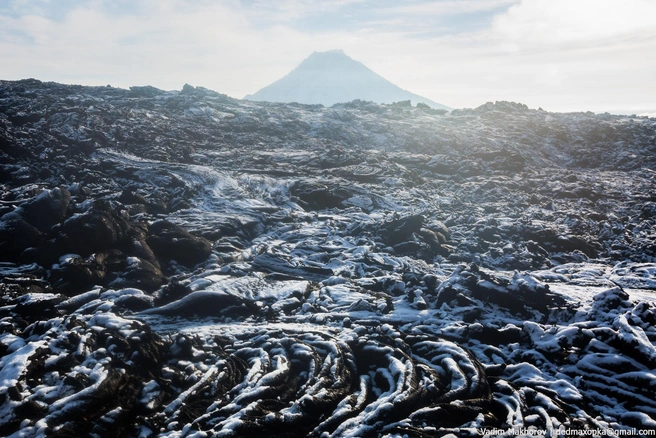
[
  {"x1": 244, "y1": 50, "x2": 450, "y2": 109},
  {"x1": 296, "y1": 49, "x2": 362, "y2": 70}
]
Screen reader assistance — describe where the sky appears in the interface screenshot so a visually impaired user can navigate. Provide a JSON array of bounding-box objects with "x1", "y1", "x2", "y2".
[{"x1": 1, "y1": 0, "x2": 655, "y2": 114}]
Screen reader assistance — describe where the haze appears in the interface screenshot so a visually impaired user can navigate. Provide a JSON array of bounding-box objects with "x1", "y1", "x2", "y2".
[{"x1": 1, "y1": 0, "x2": 655, "y2": 115}]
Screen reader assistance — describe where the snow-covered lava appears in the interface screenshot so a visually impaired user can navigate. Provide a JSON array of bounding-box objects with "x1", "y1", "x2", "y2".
[{"x1": 1, "y1": 79, "x2": 656, "y2": 437}]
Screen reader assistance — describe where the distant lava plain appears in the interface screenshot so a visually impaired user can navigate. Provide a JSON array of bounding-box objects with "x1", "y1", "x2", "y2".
[{"x1": 1, "y1": 79, "x2": 656, "y2": 437}]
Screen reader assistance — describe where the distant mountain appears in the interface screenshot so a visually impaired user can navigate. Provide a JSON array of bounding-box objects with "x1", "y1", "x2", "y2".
[{"x1": 244, "y1": 49, "x2": 451, "y2": 110}]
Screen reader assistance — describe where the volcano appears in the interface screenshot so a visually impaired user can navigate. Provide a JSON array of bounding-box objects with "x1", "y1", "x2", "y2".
[{"x1": 244, "y1": 49, "x2": 451, "y2": 109}]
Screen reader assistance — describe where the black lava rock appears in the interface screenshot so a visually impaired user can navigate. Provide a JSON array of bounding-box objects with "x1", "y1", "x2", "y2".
[{"x1": 146, "y1": 220, "x2": 212, "y2": 268}]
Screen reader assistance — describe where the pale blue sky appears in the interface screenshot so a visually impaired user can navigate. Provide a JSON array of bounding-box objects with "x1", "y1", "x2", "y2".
[{"x1": 1, "y1": 0, "x2": 655, "y2": 114}]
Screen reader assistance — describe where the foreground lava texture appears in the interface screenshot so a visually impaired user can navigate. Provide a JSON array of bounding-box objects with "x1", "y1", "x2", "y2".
[{"x1": 1, "y1": 79, "x2": 656, "y2": 437}]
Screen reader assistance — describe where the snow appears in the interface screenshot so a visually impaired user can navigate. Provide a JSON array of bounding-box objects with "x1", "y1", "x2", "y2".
[
  {"x1": 0, "y1": 340, "x2": 47, "y2": 388},
  {"x1": 2, "y1": 78, "x2": 656, "y2": 436}
]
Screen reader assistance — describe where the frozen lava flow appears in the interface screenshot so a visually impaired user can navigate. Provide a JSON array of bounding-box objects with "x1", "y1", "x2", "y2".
[
  {"x1": 2, "y1": 268, "x2": 656, "y2": 437},
  {"x1": 1, "y1": 80, "x2": 656, "y2": 437}
]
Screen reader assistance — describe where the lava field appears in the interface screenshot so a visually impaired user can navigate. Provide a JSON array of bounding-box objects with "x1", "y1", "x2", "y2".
[{"x1": 1, "y1": 79, "x2": 656, "y2": 437}]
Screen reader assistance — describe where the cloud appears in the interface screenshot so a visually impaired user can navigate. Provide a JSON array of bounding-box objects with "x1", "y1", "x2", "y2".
[
  {"x1": 243, "y1": 0, "x2": 369, "y2": 23},
  {"x1": 0, "y1": 0, "x2": 432, "y2": 95},
  {"x1": 492, "y1": 0, "x2": 656, "y2": 50},
  {"x1": 384, "y1": 0, "x2": 519, "y2": 17},
  {"x1": 0, "y1": 0, "x2": 654, "y2": 113},
  {"x1": 470, "y1": 0, "x2": 656, "y2": 111},
  {"x1": 1, "y1": 1, "x2": 284, "y2": 89}
]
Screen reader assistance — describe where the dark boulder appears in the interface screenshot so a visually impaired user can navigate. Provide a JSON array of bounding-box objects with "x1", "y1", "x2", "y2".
[
  {"x1": 146, "y1": 220, "x2": 212, "y2": 268},
  {"x1": 49, "y1": 251, "x2": 127, "y2": 296},
  {"x1": 391, "y1": 100, "x2": 412, "y2": 108},
  {"x1": 129, "y1": 238, "x2": 160, "y2": 269},
  {"x1": 46, "y1": 249, "x2": 162, "y2": 296},
  {"x1": 12, "y1": 292, "x2": 63, "y2": 320},
  {"x1": 435, "y1": 265, "x2": 566, "y2": 319},
  {"x1": 21, "y1": 187, "x2": 71, "y2": 232},
  {"x1": 417, "y1": 228, "x2": 451, "y2": 256},
  {"x1": 143, "y1": 290, "x2": 258, "y2": 318},
  {"x1": 108, "y1": 257, "x2": 166, "y2": 293},
  {"x1": 473, "y1": 101, "x2": 529, "y2": 114},
  {"x1": 392, "y1": 241, "x2": 430, "y2": 258},
  {"x1": 60, "y1": 202, "x2": 132, "y2": 256},
  {"x1": 129, "y1": 85, "x2": 164, "y2": 98},
  {"x1": 290, "y1": 180, "x2": 353, "y2": 210},
  {"x1": 380, "y1": 214, "x2": 424, "y2": 246},
  {"x1": 118, "y1": 189, "x2": 147, "y2": 206},
  {"x1": 0, "y1": 212, "x2": 42, "y2": 262},
  {"x1": 523, "y1": 228, "x2": 601, "y2": 258},
  {"x1": 155, "y1": 279, "x2": 192, "y2": 307},
  {"x1": 0, "y1": 129, "x2": 33, "y2": 160}
]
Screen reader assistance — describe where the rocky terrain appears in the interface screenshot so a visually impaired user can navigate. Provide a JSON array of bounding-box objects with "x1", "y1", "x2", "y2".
[{"x1": 1, "y1": 78, "x2": 656, "y2": 437}]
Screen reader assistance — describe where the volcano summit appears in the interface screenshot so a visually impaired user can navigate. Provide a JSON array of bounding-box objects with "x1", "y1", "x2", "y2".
[{"x1": 244, "y1": 49, "x2": 451, "y2": 109}]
